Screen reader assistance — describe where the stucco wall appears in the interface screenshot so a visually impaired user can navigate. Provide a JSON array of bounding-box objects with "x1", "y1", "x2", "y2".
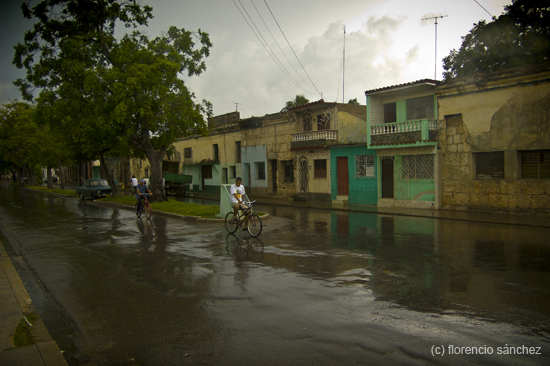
[{"x1": 437, "y1": 68, "x2": 550, "y2": 214}]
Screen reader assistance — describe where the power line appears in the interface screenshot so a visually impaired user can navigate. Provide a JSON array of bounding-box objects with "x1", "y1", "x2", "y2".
[
  {"x1": 263, "y1": 0, "x2": 322, "y2": 98},
  {"x1": 232, "y1": 0, "x2": 313, "y2": 95}
]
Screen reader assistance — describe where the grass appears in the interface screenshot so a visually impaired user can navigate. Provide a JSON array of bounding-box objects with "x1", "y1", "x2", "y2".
[
  {"x1": 100, "y1": 196, "x2": 221, "y2": 219},
  {"x1": 25, "y1": 185, "x2": 78, "y2": 196},
  {"x1": 13, "y1": 312, "x2": 38, "y2": 347}
]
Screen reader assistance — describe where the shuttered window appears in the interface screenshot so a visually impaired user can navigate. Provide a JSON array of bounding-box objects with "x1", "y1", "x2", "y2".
[
  {"x1": 406, "y1": 95, "x2": 434, "y2": 120},
  {"x1": 521, "y1": 150, "x2": 550, "y2": 179},
  {"x1": 475, "y1": 152, "x2": 504, "y2": 180}
]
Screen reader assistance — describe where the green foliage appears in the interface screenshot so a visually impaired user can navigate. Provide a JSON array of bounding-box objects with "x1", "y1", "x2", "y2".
[
  {"x1": 348, "y1": 98, "x2": 359, "y2": 104},
  {"x1": 443, "y1": 0, "x2": 550, "y2": 80},
  {"x1": 281, "y1": 94, "x2": 310, "y2": 111},
  {"x1": 13, "y1": 312, "x2": 38, "y2": 347}
]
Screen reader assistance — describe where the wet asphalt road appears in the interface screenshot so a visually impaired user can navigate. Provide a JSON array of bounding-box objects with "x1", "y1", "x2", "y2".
[{"x1": 0, "y1": 183, "x2": 549, "y2": 365}]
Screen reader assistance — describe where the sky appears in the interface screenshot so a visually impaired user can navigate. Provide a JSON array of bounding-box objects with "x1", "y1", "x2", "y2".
[{"x1": 0, "y1": 0, "x2": 512, "y2": 119}]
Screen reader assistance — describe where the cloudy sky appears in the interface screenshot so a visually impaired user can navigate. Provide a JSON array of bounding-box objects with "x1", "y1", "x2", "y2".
[{"x1": 1, "y1": 0, "x2": 511, "y2": 118}]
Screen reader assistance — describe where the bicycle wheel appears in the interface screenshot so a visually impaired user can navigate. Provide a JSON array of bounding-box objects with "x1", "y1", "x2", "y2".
[
  {"x1": 144, "y1": 201, "x2": 152, "y2": 219},
  {"x1": 225, "y1": 212, "x2": 239, "y2": 233},
  {"x1": 247, "y1": 214, "x2": 262, "y2": 237}
]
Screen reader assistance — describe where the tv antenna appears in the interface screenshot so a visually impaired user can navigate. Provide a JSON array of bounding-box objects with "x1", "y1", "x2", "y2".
[
  {"x1": 342, "y1": 25, "x2": 346, "y2": 103},
  {"x1": 422, "y1": 15, "x2": 447, "y2": 80},
  {"x1": 234, "y1": 103, "x2": 242, "y2": 112}
]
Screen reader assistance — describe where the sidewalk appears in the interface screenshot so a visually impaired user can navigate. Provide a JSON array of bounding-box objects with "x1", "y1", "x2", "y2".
[
  {"x1": 184, "y1": 191, "x2": 550, "y2": 228},
  {"x1": 0, "y1": 240, "x2": 68, "y2": 366}
]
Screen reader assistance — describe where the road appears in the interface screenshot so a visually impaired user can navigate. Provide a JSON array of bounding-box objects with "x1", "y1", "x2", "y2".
[{"x1": 0, "y1": 183, "x2": 549, "y2": 365}]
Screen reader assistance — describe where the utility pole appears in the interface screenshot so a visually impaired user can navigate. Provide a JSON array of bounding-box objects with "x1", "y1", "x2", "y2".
[
  {"x1": 234, "y1": 103, "x2": 242, "y2": 112},
  {"x1": 422, "y1": 15, "x2": 447, "y2": 80},
  {"x1": 342, "y1": 25, "x2": 346, "y2": 103}
]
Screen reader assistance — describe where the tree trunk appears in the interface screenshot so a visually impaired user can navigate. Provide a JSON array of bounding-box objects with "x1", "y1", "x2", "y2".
[
  {"x1": 142, "y1": 144, "x2": 166, "y2": 202},
  {"x1": 58, "y1": 159, "x2": 65, "y2": 190},
  {"x1": 98, "y1": 151, "x2": 119, "y2": 196},
  {"x1": 47, "y1": 166, "x2": 54, "y2": 189}
]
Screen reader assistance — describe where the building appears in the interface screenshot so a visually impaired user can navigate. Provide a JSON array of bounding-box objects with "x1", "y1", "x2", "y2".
[
  {"x1": 436, "y1": 62, "x2": 550, "y2": 214},
  {"x1": 365, "y1": 80, "x2": 440, "y2": 209}
]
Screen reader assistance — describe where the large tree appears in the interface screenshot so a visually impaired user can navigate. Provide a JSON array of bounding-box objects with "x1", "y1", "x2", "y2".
[
  {"x1": 13, "y1": 0, "x2": 212, "y2": 201},
  {"x1": 442, "y1": 0, "x2": 550, "y2": 80}
]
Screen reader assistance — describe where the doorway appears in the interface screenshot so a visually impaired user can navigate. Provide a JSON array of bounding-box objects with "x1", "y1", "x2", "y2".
[
  {"x1": 337, "y1": 157, "x2": 349, "y2": 196},
  {"x1": 381, "y1": 158, "x2": 394, "y2": 198},
  {"x1": 271, "y1": 160, "x2": 277, "y2": 194}
]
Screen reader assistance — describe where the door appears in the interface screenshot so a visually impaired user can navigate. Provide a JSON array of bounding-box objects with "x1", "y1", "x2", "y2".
[
  {"x1": 271, "y1": 160, "x2": 277, "y2": 194},
  {"x1": 381, "y1": 158, "x2": 394, "y2": 198},
  {"x1": 201, "y1": 165, "x2": 212, "y2": 190},
  {"x1": 299, "y1": 157, "x2": 308, "y2": 193},
  {"x1": 337, "y1": 157, "x2": 349, "y2": 196}
]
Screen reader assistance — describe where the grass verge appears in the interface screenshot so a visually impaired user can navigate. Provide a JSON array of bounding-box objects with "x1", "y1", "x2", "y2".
[
  {"x1": 100, "y1": 196, "x2": 220, "y2": 219},
  {"x1": 25, "y1": 186, "x2": 78, "y2": 196},
  {"x1": 13, "y1": 312, "x2": 38, "y2": 347}
]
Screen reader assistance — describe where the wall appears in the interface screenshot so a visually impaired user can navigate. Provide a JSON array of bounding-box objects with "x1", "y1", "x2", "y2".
[{"x1": 436, "y1": 64, "x2": 550, "y2": 214}]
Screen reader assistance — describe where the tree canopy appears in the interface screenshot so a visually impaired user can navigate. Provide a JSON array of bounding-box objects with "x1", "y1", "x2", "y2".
[
  {"x1": 281, "y1": 94, "x2": 310, "y2": 111},
  {"x1": 442, "y1": 0, "x2": 550, "y2": 80},
  {"x1": 13, "y1": 0, "x2": 213, "y2": 200}
]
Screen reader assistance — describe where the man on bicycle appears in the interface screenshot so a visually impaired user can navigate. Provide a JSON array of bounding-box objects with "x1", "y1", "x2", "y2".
[
  {"x1": 129, "y1": 175, "x2": 138, "y2": 194},
  {"x1": 135, "y1": 179, "x2": 151, "y2": 212},
  {"x1": 230, "y1": 177, "x2": 251, "y2": 230}
]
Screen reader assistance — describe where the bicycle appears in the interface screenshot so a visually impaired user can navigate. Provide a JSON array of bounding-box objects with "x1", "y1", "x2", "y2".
[
  {"x1": 224, "y1": 200, "x2": 262, "y2": 237},
  {"x1": 135, "y1": 193, "x2": 152, "y2": 220}
]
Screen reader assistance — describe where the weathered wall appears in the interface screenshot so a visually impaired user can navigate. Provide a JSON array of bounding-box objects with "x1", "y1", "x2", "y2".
[{"x1": 437, "y1": 66, "x2": 550, "y2": 214}]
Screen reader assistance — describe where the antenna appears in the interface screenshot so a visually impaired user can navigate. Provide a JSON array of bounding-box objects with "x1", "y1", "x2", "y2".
[
  {"x1": 234, "y1": 103, "x2": 242, "y2": 112},
  {"x1": 422, "y1": 15, "x2": 447, "y2": 80},
  {"x1": 342, "y1": 25, "x2": 346, "y2": 103}
]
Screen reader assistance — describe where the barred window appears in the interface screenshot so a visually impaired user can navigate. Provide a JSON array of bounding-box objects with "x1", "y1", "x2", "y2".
[
  {"x1": 402, "y1": 155, "x2": 434, "y2": 179},
  {"x1": 256, "y1": 162, "x2": 265, "y2": 180},
  {"x1": 314, "y1": 159, "x2": 327, "y2": 178},
  {"x1": 284, "y1": 161, "x2": 294, "y2": 183},
  {"x1": 184, "y1": 147, "x2": 192, "y2": 158},
  {"x1": 521, "y1": 150, "x2": 550, "y2": 179},
  {"x1": 355, "y1": 155, "x2": 375, "y2": 178}
]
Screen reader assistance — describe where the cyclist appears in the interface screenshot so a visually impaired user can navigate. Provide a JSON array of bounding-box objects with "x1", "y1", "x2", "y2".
[
  {"x1": 135, "y1": 179, "x2": 151, "y2": 213},
  {"x1": 230, "y1": 177, "x2": 251, "y2": 230},
  {"x1": 129, "y1": 175, "x2": 138, "y2": 194}
]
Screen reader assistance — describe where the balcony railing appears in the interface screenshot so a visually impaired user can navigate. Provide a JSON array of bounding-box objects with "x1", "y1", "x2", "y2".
[
  {"x1": 371, "y1": 119, "x2": 437, "y2": 136},
  {"x1": 291, "y1": 129, "x2": 337, "y2": 142}
]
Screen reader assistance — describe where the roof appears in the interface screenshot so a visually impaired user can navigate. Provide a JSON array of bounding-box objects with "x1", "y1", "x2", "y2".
[
  {"x1": 288, "y1": 99, "x2": 336, "y2": 111},
  {"x1": 364, "y1": 79, "x2": 440, "y2": 95}
]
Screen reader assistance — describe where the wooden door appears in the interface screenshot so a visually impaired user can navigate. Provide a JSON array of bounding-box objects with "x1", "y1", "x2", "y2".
[
  {"x1": 337, "y1": 157, "x2": 349, "y2": 196},
  {"x1": 271, "y1": 160, "x2": 277, "y2": 194}
]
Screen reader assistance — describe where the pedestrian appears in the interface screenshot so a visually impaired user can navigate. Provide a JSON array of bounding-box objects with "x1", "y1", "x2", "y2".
[{"x1": 229, "y1": 177, "x2": 251, "y2": 230}]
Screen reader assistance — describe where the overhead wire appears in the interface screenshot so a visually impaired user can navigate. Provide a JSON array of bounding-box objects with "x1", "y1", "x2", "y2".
[
  {"x1": 232, "y1": 0, "x2": 315, "y2": 95},
  {"x1": 262, "y1": 0, "x2": 323, "y2": 99}
]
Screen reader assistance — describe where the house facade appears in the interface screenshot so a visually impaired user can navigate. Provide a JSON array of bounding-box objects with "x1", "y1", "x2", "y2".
[
  {"x1": 365, "y1": 80, "x2": 440, "y2": 209},
  {"x1": 435, "y1": 62, "x2": 550, "y2": 214}
]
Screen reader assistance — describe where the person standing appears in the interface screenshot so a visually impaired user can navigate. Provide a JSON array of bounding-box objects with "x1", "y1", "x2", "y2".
[
  {"x1": 130, "y1": 175, "x2": 138, "y2": 194},
  {"x1": 229, "y1": 177, "x2": 251, "y2": 230}
]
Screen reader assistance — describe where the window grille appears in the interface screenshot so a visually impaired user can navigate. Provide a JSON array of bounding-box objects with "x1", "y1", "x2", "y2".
[
  {"x1": 521, "y1": 150, "x2": 550, "y2": 179},
  {"x1": 317, "y1": 113, "x2": 331, "y2": 130},
  {"x1": 302, "y1": 114, "x2": 312, "y2": 132},
  {"x1": 355, "y1": 155, "x2": 375, "y2": 178},
  {"x1": 256, "y1": 162, "x2": 265, "y2": 180},
  {"x1": 299, "y1": 157, "x2": 308, "y2": 192},
  {"x1": 402, "y1": 155, "x2": 434, "y2": 179}
]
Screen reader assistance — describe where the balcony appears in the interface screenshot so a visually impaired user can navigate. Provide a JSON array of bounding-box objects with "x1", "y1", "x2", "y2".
[
  {"x1": 291, "y1": 130, "x2": 337, "y2": 150},
  {"x1": 370, "y1": 119, "x2": 437, "y2": 148}
]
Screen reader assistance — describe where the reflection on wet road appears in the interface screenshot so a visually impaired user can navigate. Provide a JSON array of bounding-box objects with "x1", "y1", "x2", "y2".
[{"x1": 0, "y1": 184, "x2": 549, "y2": 365}]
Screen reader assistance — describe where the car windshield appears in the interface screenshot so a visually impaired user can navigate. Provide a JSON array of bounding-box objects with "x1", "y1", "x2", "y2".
[{"x1": 90, "y1": 180, "x2": 108, "y2": 187}]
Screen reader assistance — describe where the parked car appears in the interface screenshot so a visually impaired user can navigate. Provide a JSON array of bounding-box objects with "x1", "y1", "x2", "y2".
[{"x1": 76, "y1": 179, "x2": 113, "y2": 200}]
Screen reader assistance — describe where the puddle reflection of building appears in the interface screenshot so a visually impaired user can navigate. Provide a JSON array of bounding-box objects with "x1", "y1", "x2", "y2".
[{"x1": 224, "y1": 232, "x2": 265, "y2": 292}]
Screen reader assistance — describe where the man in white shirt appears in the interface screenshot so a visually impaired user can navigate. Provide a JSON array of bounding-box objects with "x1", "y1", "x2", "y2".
[
  {"x1": 130, "y1": 175, "x2": 138, "y2": 194},
  {"x1": 229, "y1": 177, "x2": 250, "y2": 230}
]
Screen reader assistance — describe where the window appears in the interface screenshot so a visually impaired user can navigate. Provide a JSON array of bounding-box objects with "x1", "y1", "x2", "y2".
[
  {"x1": 184, "y1": 147, "x2": 192, "y2": 158},
  {"x1": 213, "y1": 144, "x2": 219, "y2": 162},
  {"x1": 406, "y1": 95, "x2": 434, "y2": 120},
  {"x1": 520, "y1": 150, "x2": 550, "y2": 179},
  {"x1": 284, "y1": 161, "x2": 294, "y2": 183},
  {"x1": 302, "y1": 113, "x2": 312, "y2": 132},
  {"x1": 314, "y1": 159, "x2": 327, "y2": 178},
  {"x1": 355, "y1": 155, "x2": 375, "y2": 178},
  {"x1": 230, "y1": 166, "x2": 236, "y2": 179},
  {"x1": 317, "y1": 113, "x2": 330, "y2": 130},
  {"x1": 256, "y1": 162, "x2": 265, "y2": 180},
  {"x1": 475, "y1": 152, "x2": 504, "y2": 180},
  {"x1": 235, "y1": 141, "x2": 241, "y2": 163},
  {"x1": 402, "y1": 155, "x2": 434, "y2": 179},
  {"x1": 384, "y1": 103, "x2": 396, "y2": 123}
]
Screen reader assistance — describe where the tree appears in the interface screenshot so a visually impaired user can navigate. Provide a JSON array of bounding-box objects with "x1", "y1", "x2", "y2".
[
  {"x1": 348, "y1": 98, "x2": 359, "y2": 105},
  {"x1": 281, "y1": 94, "x2": 310, "y2": 111},
  {"x1": 13, "y1": 0, "x2": 212, "y2": 201},
  {"x1": 443, "y1": 0, "x2": 550, "y2": 80}
]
